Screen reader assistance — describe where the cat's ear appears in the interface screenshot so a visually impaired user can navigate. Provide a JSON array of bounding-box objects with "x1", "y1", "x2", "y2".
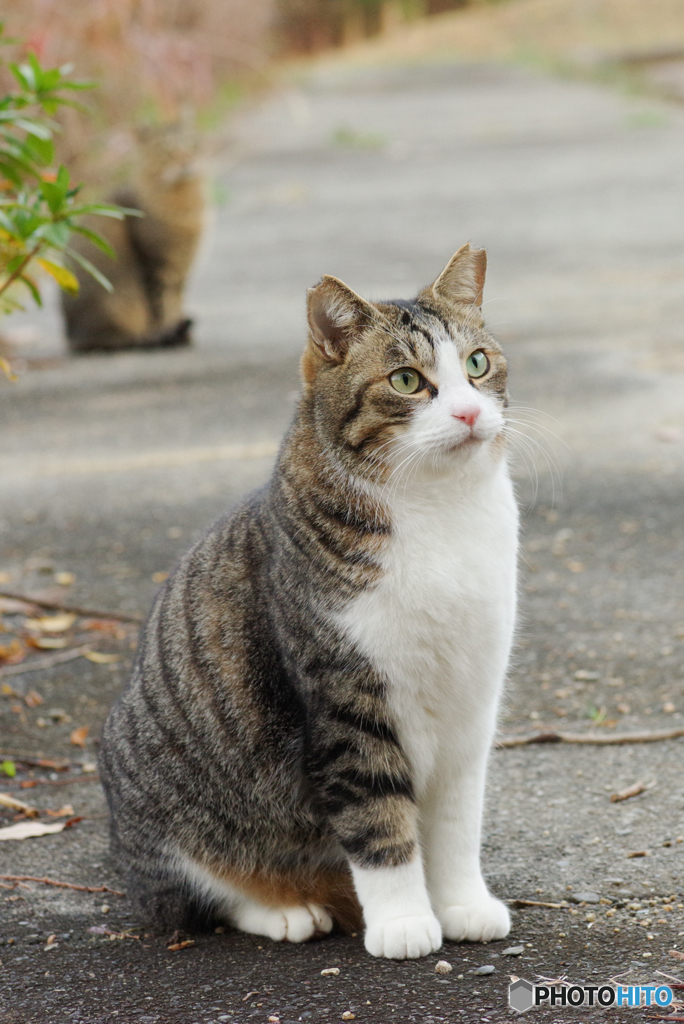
[
  {"x1": 307, "y1": 276, "x2": 376, "y2": 362},
  {"x1": 430, "y1": 243, "x2": 487, "y2": 307}
]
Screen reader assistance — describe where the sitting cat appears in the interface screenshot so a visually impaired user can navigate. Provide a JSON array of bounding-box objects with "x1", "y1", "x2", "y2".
[
  {"x1": 99, "y1": 244, "x2": 518, "y2": 959},
  {"x1": 61, "y1": 122, "x2": 206, "y2": 353}
]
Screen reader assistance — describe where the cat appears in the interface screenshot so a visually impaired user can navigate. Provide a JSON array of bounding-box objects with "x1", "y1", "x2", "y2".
[
  {"x1": 99, "y1": 243, "x2": 519, "y2": 959},
  {"x1": 61, "y1": 122, "x2": 206, "y2": 353}
]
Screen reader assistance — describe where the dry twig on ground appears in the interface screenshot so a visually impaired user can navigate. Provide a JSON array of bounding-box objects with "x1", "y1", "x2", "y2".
[
  {"x1": 0, "y1": 645, "x2": 93, "y2": 678},
  {"x1": 0, "y1": 874, "x2": 124, "y2": 896},
  {"x1": 498, "y1": 728, "x2": 684, "y2": 748},
  {"x1": 510, "y1": 898, "x2": 569, "y2": 910},
  {"x1": 0, "y1": 590, "x2": 142, "y2": 623}
]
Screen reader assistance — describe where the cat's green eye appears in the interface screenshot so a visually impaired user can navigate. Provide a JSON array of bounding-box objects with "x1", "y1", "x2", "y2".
[
  {"x1": 390, "y1": 368, "x2": 422, "y2": 395},
  {"x1": 466, "y1": 350, "x2": 489, "y2": 378}
]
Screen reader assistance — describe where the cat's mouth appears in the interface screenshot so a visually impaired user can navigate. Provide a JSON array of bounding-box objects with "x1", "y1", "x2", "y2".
[{"x1": 445, "y1": 432, "x2": 485, "y2": 453}]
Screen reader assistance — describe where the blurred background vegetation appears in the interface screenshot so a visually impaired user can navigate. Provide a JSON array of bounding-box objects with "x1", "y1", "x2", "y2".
[{"x1": 2, "y1": 0, "x2": 683, "y2": 191}]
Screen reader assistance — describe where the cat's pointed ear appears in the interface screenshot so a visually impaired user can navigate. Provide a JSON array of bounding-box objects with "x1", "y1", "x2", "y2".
[
  {"x1": 307, "y1": 276, "x2": 376, "y2": 362},
  {"x1": 430, "y1": 243, "x2": 487, "y2": 308}
]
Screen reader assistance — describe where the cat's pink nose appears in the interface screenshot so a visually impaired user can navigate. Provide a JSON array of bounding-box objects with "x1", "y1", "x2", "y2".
[{"x1": 452, "y1": 407, "x2": 480, "y2": 427}]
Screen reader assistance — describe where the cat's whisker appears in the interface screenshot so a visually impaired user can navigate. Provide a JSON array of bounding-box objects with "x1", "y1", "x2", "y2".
[
  {"x1": 503, "y1": 424, "x2": 563, "y2": 508},
  {"x1": 504, "y1": 417, "x2": 570, "y2": 475},
  {"x1": 503, "y1": 428, "x2": 541, "y2": 507},
  {"x1": 507, "y1": 423, "x2": 570, "y2": 460}
]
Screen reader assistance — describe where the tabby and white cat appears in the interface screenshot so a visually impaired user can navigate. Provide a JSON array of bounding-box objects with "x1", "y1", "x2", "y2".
[{"x1": 99, "y1": 244, "x2": 518, "y2": 959}]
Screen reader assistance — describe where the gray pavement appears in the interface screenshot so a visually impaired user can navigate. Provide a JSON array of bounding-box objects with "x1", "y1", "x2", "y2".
[{"x1": 1, "y1": 57, "x2": 683, "y2": 1024}]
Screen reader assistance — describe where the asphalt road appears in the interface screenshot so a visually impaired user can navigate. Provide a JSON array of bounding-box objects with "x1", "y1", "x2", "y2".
[{"x1": 1, "y1": 56, "x2": 683, "y2": 1024}]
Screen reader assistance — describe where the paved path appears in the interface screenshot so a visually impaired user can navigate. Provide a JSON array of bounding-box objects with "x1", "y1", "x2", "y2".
[{"x1": 1, "y1": 57, "x2": 683, "y2": 1024}]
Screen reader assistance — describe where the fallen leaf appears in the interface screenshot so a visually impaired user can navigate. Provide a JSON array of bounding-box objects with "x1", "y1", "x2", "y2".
[
  {"x1": 26, "y1": 637, "x2": 68, "y2": 650},
  {"x1": 24, "y1": 689, "x2": 44, "y2": 708},
  {"x1": 24, "y1": 613, "x2": 76, "y2": 633},
  {"x1": 610, "y1": 781, "x2": 650, "y2": 803},
  {"x1": 70, "y1": 726, "x2": 89, "y2": 748},
  {"x1": 0, "y1": 794, "x2": 39, "y2": 817},
  {"x1": 54, "y1": 572, "x2": 76, "y2": 586},
  {"x1": 0, "y1": 639, "x2": 26, "y2": 664},
  {"x1": 0, "y1": 761, "x2": 16, "y2": 778},
  {"x1": 45, "y1": 933, "x2": 57, "y2": 947},
  {"x1": 82, "y1": 651, "x2": 120, "y2": 665},
  {"x1": 49, "y1": 709, "x2": 71, "y2": 724},
  {"x1": 0, "y1": 820, "x2": 67, "y2": 841},
  {"x1": 44, "y1": 805, "x2": 74, "y2": 818},
  {"x1": 81, "y1": 619, "x2": 126, "y2": 639},
  {"x1": 167, "y1": 939, "x2": 195, "y2": 951},
  {"x1": 626, "y1": 850, "x2": 649, "y2": 858},
  {"x1": 34, "y1": 758, "x2": 70, "y2": 771},
  {"x1": 0, "y1": 598, "x2": 38, "y2": 615}
]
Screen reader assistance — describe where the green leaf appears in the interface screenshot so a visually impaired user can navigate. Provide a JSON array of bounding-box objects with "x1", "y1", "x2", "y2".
[
  {"x1": 27, "y1": 52, "x2": 43, "y2": 83},
  {"x1": 0, "y1": 209, "x2": 18, "y2": 234},
  {"x1": 66, "y1": 247, "x2": 113, "y2": 292},
  {"x1": 5, "y1": 253, "x2": 27, "y2": 274},
  {"x1": 0, "y1": 161, "x2": 22, "y2": 187},
  {"x1": 37, "y1": 257, "x2": 79, "y2": 293},
  {"x1": 19, "y1": 270, "x2": 42, "y2": 305},
  {"x1": 34, "y1": 220, "x2": 70, "y2": 247},
  {"x1": 67, "y1": 203, "x2": 138, "y2": 220},
  {"x1": 40, "y1": 179, "x2": 66, "y2": 215},
  {"x1": 15, "y1": 60, "x2": 37, "y2": 92},
  {"x1": 37, "y1": 67, "x2": 62, "y2": 92},
  {"x1": 9, "y1": 62, "x2": 31, "y2": 91},
  {"x1": 60, "y1": 80, "x2": 95, "y2": 92},
  {"x1": 55, "y1": 165, "x2": 69, "y2": 192},
  {"x1": 0, "y1": 760, "x2": 16, "y2": 778},
  {"x1": 70, "y1": 224, "x2": 116, "y2": 258},
  {"x1": 12, "y1": 117, "x2": 52, "y2": 140},
  {"x1": 24, "y1": 134, "x2": 54, "y2": 166}
]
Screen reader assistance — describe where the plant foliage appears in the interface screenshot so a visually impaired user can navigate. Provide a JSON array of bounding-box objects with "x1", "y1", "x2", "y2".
[{"x1": 0, "y1": 24, "x2": 136, "y2": 334}]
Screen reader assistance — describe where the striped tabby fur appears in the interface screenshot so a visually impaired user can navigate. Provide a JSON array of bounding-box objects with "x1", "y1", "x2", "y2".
[{"x1": 99, "y1": 244, "x2": 519, "y2": 958}]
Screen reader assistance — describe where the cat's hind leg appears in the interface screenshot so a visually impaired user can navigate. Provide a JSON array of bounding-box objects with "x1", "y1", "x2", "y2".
[
  {"x1": 232, "y1": 898, "x2": 333, "y2": 943},
  {"x1": 175, "y1": 854, "x2": 334, "y2": 943}
]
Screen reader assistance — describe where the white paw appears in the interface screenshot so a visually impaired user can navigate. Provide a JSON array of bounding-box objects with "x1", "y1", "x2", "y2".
[
  {"x1": 439, "y1": 897, "x2": 510, "y2": 943},
  {"x1": 364, "y1": 914, "x2": 442, "y2": 960},
  {"x1": 235, "y1": 902, "x2": 333, "y2": 943}
]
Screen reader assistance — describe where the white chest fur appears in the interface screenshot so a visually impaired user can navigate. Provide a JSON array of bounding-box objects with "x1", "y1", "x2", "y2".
[{"x1": 339, "y1": 455, "x2": 519, "y2": 796}]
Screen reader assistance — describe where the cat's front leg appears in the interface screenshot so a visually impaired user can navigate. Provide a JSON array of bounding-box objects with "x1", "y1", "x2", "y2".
[
  {"x1": 351, "y1": 854, "x2": 442, "y2": 959},
  {"x1": 306, "y1": 686, "x2": 442, "y2": 959},
  {"x1": 423, "y1": 743, "x2": 510, "y2": 944}
]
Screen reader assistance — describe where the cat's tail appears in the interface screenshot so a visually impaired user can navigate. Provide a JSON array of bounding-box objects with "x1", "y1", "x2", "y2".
[{"x1": 124, "y1": 859, "x2": 219, "y2": 933}]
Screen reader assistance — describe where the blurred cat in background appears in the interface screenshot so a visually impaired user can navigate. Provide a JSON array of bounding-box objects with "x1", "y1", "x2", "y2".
[
  {"x1": 62, "y1": 120, "x2": 206, "y2": 352},
  {"x1": 100, "y1": 245, "x2": 518, "y2": 959}
]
